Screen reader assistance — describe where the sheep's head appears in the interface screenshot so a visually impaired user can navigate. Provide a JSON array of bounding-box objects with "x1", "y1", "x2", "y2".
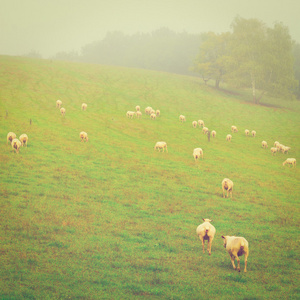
[
  {"x1": 202, "y1": 218, "x2": 213, "y2": 223},
  {"x1": 221, "y1": 236, "x2": 227, "y2": 248}
]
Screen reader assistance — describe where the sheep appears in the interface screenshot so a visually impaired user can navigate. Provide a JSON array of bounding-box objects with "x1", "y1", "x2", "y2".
[
  {"x1": 251, "y1": 130, "x2": 256, "y2": 137},
  {"x1": 281, "y1": 146, "x2": 291, "y2": 154},
  {"x1": 283, "y1": 158, "x2": 296, "y2": 167},
  {"x1": 222, "y1": 178, "x2": 233, "y2": 198},
  {"x1": 211, "y1": 130, "x2": 216, "y2": 138},
  {"x1": 193, "y1": 148, "x2": 203, "y2": 161},
  {"x1": 60, "y1": 107, "x2": 66, "y2": 116},
  {"x1": 198, "y1": 120, "x2": 204, "y2": 127},
  {"x1": 196, "y1": 219, "x2": 216, "y2": 255},
  {"x1": 179, "y1": 115, "x2": 186, "y2": 122},
  {"x1": 136, "y1": 111, "x2": 142, "y2": 119},
  {"x1": 80, "y1": 131, "x2": 88, "y2": 142},
  {"x1": 126, "y1": 111, "x2": 136, "y2": 119},
  {"x1": 192, "y1": 121, "x2": 197, "y2": 128},
  {"x1": 7, "y1": 132, "x2": 16, "y2": 144},
  {"x1": 202, "y1": 127, "x2": 209, "y2": 134},
  {"x1": 156, "y1": 110, "x2": 160, "y2": 117},
  {"x1": 271, "y1": 147, "x2": 278, "y2": 155},
  {"x1": 231, "y1": 125, "x2": 238, "y2": 133},
  {"x1": 274, "y1": 141, "x2": 280, "y2": 147},
  {"x1": 145, "y1": 107, "x2": 152, "y2": 115},
  {"x1": 245, "y1": 129, "x2": 250, "y2": 136},
  {"x1": 221, "y1": 236, "x2": 249, "y2": 272},
  {"x1": 150, "y1": 113, "x2": 156, "y2": 120},
  {"x1": 136, "y1": 105, "x2": 140, "y2": 112},
  {"x1": 56, "y1": 100, "x2": 62, "y2": 108},
  {"x1": 262, "y1": 141, "x2": 268, "y2": 148},
  {"x1": 11, "y1": 138, "x2": 21, "y2": 153},
  {"x1": 154, "y1": 142, "x2": 168, "y2": 153},
  {"x1": 226, "y1": 134, "x2": 232, "y2": 142},
  {"x1": 150, "y1": 109, "x2": 155, "y2": 115},
  {"x1": 19, "y1": 134, "x2": 28, "y2": 147},
  {"x1": 81, "y1": 103, "x2": 87, "y2": 111}
]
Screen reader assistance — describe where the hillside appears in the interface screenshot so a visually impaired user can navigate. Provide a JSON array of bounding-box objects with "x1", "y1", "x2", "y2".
[{"x1": 0, "y1": 56, "x2": 299, "y2": 299}]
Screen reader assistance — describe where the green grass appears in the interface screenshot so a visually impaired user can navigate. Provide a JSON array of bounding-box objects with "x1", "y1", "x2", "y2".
[{"x1": 0, "y1": 55, "x2": 299, "y2": 299}]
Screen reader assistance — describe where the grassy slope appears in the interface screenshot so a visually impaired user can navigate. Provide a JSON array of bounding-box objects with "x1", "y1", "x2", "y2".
[{"x1": 0, "y1": 56, "x2": 299, "y2": 299}]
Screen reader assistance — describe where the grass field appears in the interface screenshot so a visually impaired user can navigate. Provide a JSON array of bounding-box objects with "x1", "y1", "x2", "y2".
[{"x1": 0, "y1": 55, "x2": 299, "y2": 299}]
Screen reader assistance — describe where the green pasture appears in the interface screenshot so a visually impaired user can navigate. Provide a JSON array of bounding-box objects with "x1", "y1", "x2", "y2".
[{"x1": 0, "y1": 56, "x2": 299, "y2": 299}]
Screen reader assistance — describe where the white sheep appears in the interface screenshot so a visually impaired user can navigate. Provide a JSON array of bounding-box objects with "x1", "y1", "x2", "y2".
[
  {"x1": 251, "y1": 130, "x2": 256, "y2": 137},
  {"x1": 7, "y1": 132, "x2": 16, "y2": 144},
  {"x1": 19, "y1": 134, "x2": 28, "y2": 147},
  {"x1": 179, "y1": 115, "x2": 186, "y2": 122},
  {"x1": 11, "y1": 138, "x2": 21, "y2": 153},
  {"x1": 154, "y1": 142, "x2": 168, "y2": 153},
  {"x1": 156, "y1": 110, "x2": 160, "y2": 117},
  {"x1": 81, "y1": 103, "x2": 87, "y2": 111},
  {"x1": 211, "y1": 130, "x2": 216, "y2": 138},
  {"x1": 274, "y1": 141, "x2": 280, "y2": 147},
  {"x1": 198, "y1": 120, "x2": 204, "y2": 127},
  {"x1": 202, "y1": 127, "x2": 209, "y2": 134},
  {"x1": 271, "y1": 147, "x2": 278, "y2": 155},
  {"x1": 222, "y1": 178, "x2": 233, "y2": 198},
  {"x1": 56, "y1": 100, "x2": 62, "y2": 108},
  {"x1": 145, "y1": 107, "x2": 152, "y2": 115},
  {"x1": 262, "y1": 141, "x2": 268, "y2": 148},
  {"x1": 192, "y1": 121, "x2": 197, "y2": 128},
  {"x1": 245, "y1": 129, "x2": 250, "y2": 136},
  {"x1": 136, "y1": 111, "x2": 142, "y2": 119},
  {"x1": 196, "y1": 219, "x2": 216, "y2": 255},
  {"x1": 231, "y1": 125, "x2": 238, "y2": 133},
  {"x1": 281, "y1": 146, "x2": 291, "y2": 154},
  {"x1": 193, "y1": 148, "x2": 203, "y2": 161},
  {"x1": 226, "y1": 134, "x2": 232, "y2": 142},
  {"x1": 126, "y1": 111, "x2": 136, "y2": 118},
  {"x1": 221, "y1": 236, "x2": 249, "y2": 272},
  {"x1": 60, "y1": 107, "x2": 66, "y2": 116},
  {"x1": 283, "y1": 158, "x2": 296, "y2": 167},
  {"x1": 136, "y1": 105, "x2": 140, "y2": 112},
  {"x1": 80, "y1": 131, "x2": 88, "y2": 142},
  {"x1": 150, "y1": 113, "x2": 156, "y2": 120}
]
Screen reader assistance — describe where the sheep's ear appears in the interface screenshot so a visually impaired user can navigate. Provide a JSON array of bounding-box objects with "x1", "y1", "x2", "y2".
[
  {"x1": 221, "y1": 236, "x2": 225, "y2": 239},
  {"x1": 202, "y1": 218, "x2": 205, "y2": 221},
  {"x1": 210, "y1": 219, "x2": 213, "y2": 222}
]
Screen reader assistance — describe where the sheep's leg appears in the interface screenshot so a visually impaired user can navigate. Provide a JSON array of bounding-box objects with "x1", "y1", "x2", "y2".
[
  {"x1": 232, "y1": 253, "x2": 240, "y2": 271},
  {"x1": 208, "y1": 237, "x2": 213, "y2": 255},
  {"x1": 200, "y1": 237, "x2": 205, "y2": 253},
  {"x1": 230, "y1": 254, "x2": 237, "y2": 270},
  {"x1": 244, "y1": 253, "x2": 248, "y2": 272}
]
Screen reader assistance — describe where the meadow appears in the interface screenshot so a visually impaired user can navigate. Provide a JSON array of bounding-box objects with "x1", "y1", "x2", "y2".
[{"x1": 0, "y1": 55, "x2": 299, "y2": 299}]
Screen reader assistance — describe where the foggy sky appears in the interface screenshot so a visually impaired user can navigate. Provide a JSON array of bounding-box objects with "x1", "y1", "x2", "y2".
[{"x1": 1, "y1": 0, "x2": 300, "y2": 58}]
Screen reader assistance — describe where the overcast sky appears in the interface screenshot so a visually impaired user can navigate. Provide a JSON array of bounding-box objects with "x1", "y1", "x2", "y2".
[{"x1": 1, "y1": 0, "x2": 299, "y2": 58}]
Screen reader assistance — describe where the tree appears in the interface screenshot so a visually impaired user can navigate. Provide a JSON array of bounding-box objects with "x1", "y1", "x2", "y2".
[{"x1": 192, "y1": 32, "x2": 230, "y2": 88}]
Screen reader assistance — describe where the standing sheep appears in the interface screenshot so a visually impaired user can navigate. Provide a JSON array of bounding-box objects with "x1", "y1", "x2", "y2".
[
  {"x1": 154, "y1": 142, "x2": 168, "y2": 152},
  {"x1": 226, "y1": 134, "x2": 232, "y2": 142},
  {"x1": 136, "y1": 111, "x2": 142, "y2": 119},
  {"x1": 245, "y1": 129, "x2": 250, "y2": 136},
  {"x1": 145, "y1": 107, "x2": 152, "y2": 115},
  {"x1": 19, "y1": 134, "x2": 28, "y2": 147},
  {"x1": 60, "y1": 107, "x2": 66, "y2": 116},
  {"x1": 11, "y1": 138, "x2": 21, "y2": 153},
  {"x1": 211, "y1": 130, "x2": 216, "y2": 138},
  {"x1": 56, "y1": 100, "x2": 62, "y2": 108},
  {"x1": 251, "y1": 130, "x2": 256, "y2": 137},
  {"x1": 192, "y1": 121, "x2": 197, "y2": 128},
  {"x1": 156, "y1": 110, "x2": 160, "y2": 117},
  {"x1": 193, "y1": 148, "x2": 203, "y2": 161},
  {"x1": 202, "y1": 127, "x2": 209, "y2": 134},
  {"x1": 222, "y1": 178, "x2": 233, "y2": 198},
  {"x1": 80, "y1": 131, "x2": 88, "y2": 142},
  {"x1": 150, "y1": 113, "x2": 156, "y2": 120},
  {"x1": 136, "y1": 105, "x2": 140, "y2": 112},
  {"x1": 7, "y1": 132, "x2": 16, "y2": 144},
  {"x1": 179, "y1": 115, "x2": 186, "y2": 122},
  {"x1": 196, "y1": 219, "x2": 216, "y2": 255},
  {"x1": 262, "y1": 141, "x2": 268, "y2": 148},
  {"x1": 81, "y1": 103, "x2": 87, "y2": 111},
  {"x1": 271, "y1": 147, "x2": 278, "y2": 155},
  {"x1": 221, "y1": 236, "x2": 249, "y2": 272},
  {"x1": 283, "y1": 158, "x2": 296, "y2": 167},
  {"x1": 231, "y1": 126, "x2": 238, "y2": 133},
  {"x1": 126, "y1": 111, "x2": 136, "y2": 118},
  {"x1": 198, "y1": 120, "x2": 204, "y2": 127}
]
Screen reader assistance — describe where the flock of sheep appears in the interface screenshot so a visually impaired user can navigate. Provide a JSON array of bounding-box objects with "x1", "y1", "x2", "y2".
[{"x1": 6, "y1": 132, "x2": 28, "y2": 153}]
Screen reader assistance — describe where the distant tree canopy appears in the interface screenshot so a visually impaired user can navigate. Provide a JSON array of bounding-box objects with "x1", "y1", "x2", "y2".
[{"x1": 193, "y1": 17, "x2": 298, "y2": 103}]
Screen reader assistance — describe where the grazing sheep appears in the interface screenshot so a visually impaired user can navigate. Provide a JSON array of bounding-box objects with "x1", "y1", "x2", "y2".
[
  {"x1": 226, "y1": 134, "x2": 232, "y2": 142},
  {"x1": 231, "y1": 126, "x2": 238, "y2": 133},
  {"x1": 19, "y1": 134, "x2": 28, "y2": 147},
  {"x1": 11, "y1": 138, "x2": 21, "y2": 153},
  {"x1": 222, "y1": 178, "x2": 233, "y2": 198},
  {"x1": 262, "y1": 141, "x2": 268, "y2": 148},
  {"x1": 245, "y1": 129, "x2": 250, "y2": 136},
  {"x1": 274, "y1": 141, "x2": 280, "y2": 147},
  {"x1": 281, "y1": 146, "x2": 291, "y2": 154},
  {"x1": 179, "y1": 115, "x2": 186, "y2": 122},
  {"x1": 271, "y1": 147, "x2": 278, "y2": 155},
  {"x1": 56, "y1": 100, "x2": 62, "y2": 108},
  {"x1": 193, "y1": 148, "x2": 203, "y2": 161},
  {"x1": 136, "y1": 111, "x2": 142, "y2": 119},
  {"x1": 251, "y1": 130, "x2": 256, "y2": 137},
  {"x1": 154, "y1": 142, "x2": 168, "y2": 153},
  {"x1": 198, "y1": 120, "x2": 204, "y2": 127},
  {"x1": 7, "y1": 132, "x2": 16, "y2": 144},
  {"x1": 192, "y1": 121, "x2": 197, "y2": 128},
  {"x1": 145, "y1": 107, "x2": 152, "y2": 115},
  {"x1": 60, "y1": 107, "x2": 66, "y2": 116},
  {"x1": 211, "y1": 130, "x2": 216, "y2": 138},
  {"x1": 81, "y1": 103, "x2": 87, "y2": 111},
  {"x1": 196, "y1": 219, "x2": 216, "y2": 255},
  {"x1": 150, "y1": 113, "x2": 156, "y2": 120},
  {"x1": 156, "y1": 110, "x2": 160, "y2": 117},
  {"x1": 80, "y1": 131, "x2": 88, "y2": 142},
  {"x1": 126, "y1": 111, "x2": 136, "y2": 118},
  {"x1": 202, "y1": 127, "x2": 209, "y2": 134},
  {"x1": 222, "y1": 236, "x2": 249, "y2": 272},
  {"x1": 136, "y1": 105, "x2": 140, "y2": 111},
  {"x1": 283, "y1": 158, "x2": 296, "y2": 167}
]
